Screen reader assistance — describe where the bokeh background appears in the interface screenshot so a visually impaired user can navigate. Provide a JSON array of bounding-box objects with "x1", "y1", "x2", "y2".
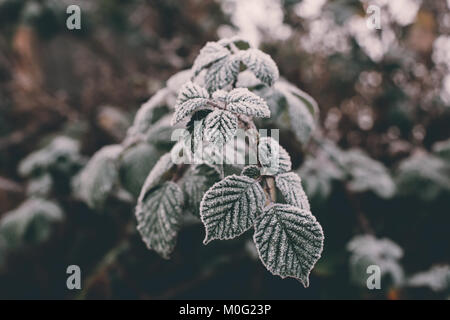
[{"x1": 0, "y1": 0, "x2": 449, "y2": 299}]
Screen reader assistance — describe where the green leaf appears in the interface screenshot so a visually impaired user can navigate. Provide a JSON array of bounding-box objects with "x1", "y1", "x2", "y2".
[
  {"x1": 253, "y1": 204, "x2": 324, "y2": 287},
  {"x1": 172, "y1": 82, "x2": 210, "y2": 125},
  {"x1": 226, "y1": 88, "x2": 270, "y2": 118},
  {"x1": 192, "y1": 42, "x2": 230, "y2": 77},
  {"x1": 72, "y1": 145, "x2": 122, "y2": 209},
  {"x1": 275, "y1": 172, "x2": 310, "y2": 211},
  {"x1": 238, "y1": 49, "x2": 279, "y2": 87},
  {"x1": 258, "y1": 137, "x2": 292, "y2": 175},
  {"x1": 204, "y1": 109, "x2": 238, "y2": 146},
  {"x1": 136, "y1": 182, "x2": 184, "y2": 259},
  {"x1": 200, "y1": 175, "x2": 265, "y2": 244}
]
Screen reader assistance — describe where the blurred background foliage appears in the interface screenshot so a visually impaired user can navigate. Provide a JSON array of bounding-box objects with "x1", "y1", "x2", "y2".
[{"x1": 0, "y1": 0, "x2": 449, "y2": 299}]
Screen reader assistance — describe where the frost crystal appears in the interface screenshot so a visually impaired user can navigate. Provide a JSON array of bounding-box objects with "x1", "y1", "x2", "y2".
[
  {"x1": 253, "y1": 204, "x2": 324, "y2": 287},
  {"x1": 200, "y1": 175, "x2": 265, "y2": 244},
  {"x1": 275, "y1": 172, "x2": 310, "y2": 211}
]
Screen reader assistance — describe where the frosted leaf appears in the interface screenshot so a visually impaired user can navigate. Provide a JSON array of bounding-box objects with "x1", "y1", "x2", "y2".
[
  {"x1": 136, "y1": 181, "x2": 184, "y2": 259},
  {"x1": 180, "y1": 164, "x2": 220, "y2": 216},
  {"x1": 26, "y1": 173, "x2": 53, "y2": 197},
  {"x1": 18, "y1": 136, "x2": 81, "y2": 177},
  {"x1": 192, "y1": 42, "x2": 230, "y2": 77},
  {"x1": 172, "y1": 82, "x2": 210, "y2": 125},
  {"x1": 347, "y1": 235, "x2": 404, "y2": 286},
  {"x1": 343, "y1": 150, "x2": 396, "y2": 198},
  {"x1": 253, "y1": 204, "x2": 324, "y2": 287},
  {"x1": 128, "y1": 88, "x2": 171, "y2": 136},
  {"x1": 119, "y1": 143, "x2": 162, "y2": 198},
  {"x1": 407, "y1": 265, "x2": 450, "y2": 292},
  {"x1": 72, "y1": 145, "x2": 122, "y2": 209},
  {"x1": 395, "y1": 152, "x2": 450, "y2": 201},
  {"x1": 298, "y1": 152, "x2": 345, "y2": 202},
  {"x1": 204, "y1": 55, "x2": 241, "y2": 92},
  {"x1": 138, "y1": 153, "x2": 175, "y2": 200},
  {"x1": 258, "y1": 137, "x2": 292, "y2": 175},
  {"x1": 0, "y1": 198, "x2": 63, "y2": 249},
  {"x1": 275, "y1": 81, "x2": 317, "y2": 144},
  {"x1": 200, "y1": 175, "x2": 265, "y2": 244},
  {"x1": 238, "y1": 49, "x2": 279, "y2": 87},
  {"x1": 241, "y1": 165, "x2": 261, "y2": 179},
  {"x1": 204, "y1": 109, "x2": 238, "y2": 146},
  {"x1": 226, "y1": 88, "x2": 270, "y2": 118},
  {"x1": 275, "y1": 172, "x2": 310, "y2": 211}
]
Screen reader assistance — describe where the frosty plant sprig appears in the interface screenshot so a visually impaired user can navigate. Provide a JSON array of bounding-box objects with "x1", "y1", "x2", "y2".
[{"x1": 134, "y1": 38, "x2": 324, "y2": 287}]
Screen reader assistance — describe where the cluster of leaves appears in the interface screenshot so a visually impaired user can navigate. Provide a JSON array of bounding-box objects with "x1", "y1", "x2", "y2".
[
  {"x1": 74, "y1": 37, "x2": 324, "y2": 286},
  {"x1": 0, "y1": 135, "x2": 83, "y2": 270}
]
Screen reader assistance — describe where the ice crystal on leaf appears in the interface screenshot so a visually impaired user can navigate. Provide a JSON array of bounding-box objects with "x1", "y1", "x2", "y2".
[
  {"x1": 253, "y1": 204, "x2": 324, "y2": 287},
  {"x1": 226, "y1": 88, "x2": 270, "y2": 118},
  {"x1": 121, "y1": 38, "x2": 324, "y2": 286},
  {"x1": 136, "y1": 182, "x2": 184, "y2": 259},
  {"x1": 200, "y1": 175, "x2": 265, "y2": 244},
  {"x1": 204, "y1": 110, "x2": 238, "y2": 146}
]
